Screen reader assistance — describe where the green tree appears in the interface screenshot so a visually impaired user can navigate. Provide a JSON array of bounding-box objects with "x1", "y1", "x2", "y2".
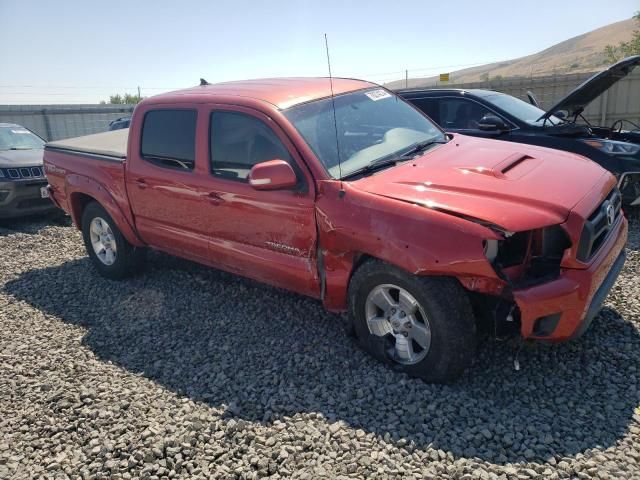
[
  {"x1": 604, "y1": 12, "x2": 640, "y2": 63},
  {"x1": 107, "y1": 93, "x2": 143, "y2": 104}
]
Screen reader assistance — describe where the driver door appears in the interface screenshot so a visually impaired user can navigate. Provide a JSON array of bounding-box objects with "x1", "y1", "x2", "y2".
[{"x1": 202, "y1": 105, "x2": 320, "y2": 297}]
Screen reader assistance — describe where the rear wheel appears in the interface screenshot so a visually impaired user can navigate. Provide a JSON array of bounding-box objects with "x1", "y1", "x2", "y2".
[
  {"x1": 81, "y1": 202, "x2": 145, "y2": 279},
  {"x1": 348, "y1": 260, "x2": 476, "y2": 383}
]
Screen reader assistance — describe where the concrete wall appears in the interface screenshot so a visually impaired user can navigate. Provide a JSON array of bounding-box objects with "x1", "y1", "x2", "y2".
[
  {"x1": 395, "y1": 70, "x2": 640, "y2": 126},
  {"x1": 0, "y1": 105, "x2": 136, "y2": 141}
]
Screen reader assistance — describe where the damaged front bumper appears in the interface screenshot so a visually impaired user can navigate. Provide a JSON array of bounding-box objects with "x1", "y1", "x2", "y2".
[{"x1": 513, "y1": 214, "x2": 627, "y2": 341}]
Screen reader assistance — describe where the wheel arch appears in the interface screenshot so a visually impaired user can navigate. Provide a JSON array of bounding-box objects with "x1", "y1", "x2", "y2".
[
  {"x1": 321, "y1": 250, "x2": 393, "y2": 311},
  {"x1": 68, "y1": 187, "x2": 144, "y2": 247}
]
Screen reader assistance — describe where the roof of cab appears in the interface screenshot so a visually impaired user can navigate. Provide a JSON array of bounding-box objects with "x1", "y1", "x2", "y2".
[{"x1": 147, "y1": 77, "x2": 376, "y2": 110}]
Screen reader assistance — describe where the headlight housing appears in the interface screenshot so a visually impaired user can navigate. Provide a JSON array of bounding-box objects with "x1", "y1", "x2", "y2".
[
  {"x1": 483, "y1": 225, "x2": 571, "y2": 287},
  {"x1": 582, "y1": 139, "x2": 640, "y2": 156}
]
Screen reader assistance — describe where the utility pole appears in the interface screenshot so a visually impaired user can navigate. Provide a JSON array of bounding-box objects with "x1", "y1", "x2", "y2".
[
  {"x1": 405, "y1": 70, "x2": 408, "y2": 88},
  {"x1": 137, "y1": 86, "x2": 141, "y2": 99}
]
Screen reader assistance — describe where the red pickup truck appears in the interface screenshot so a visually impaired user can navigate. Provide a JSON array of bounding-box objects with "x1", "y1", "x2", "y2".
[{"x1": 44, "y1": 78, "x2": 627, "y2": 382}]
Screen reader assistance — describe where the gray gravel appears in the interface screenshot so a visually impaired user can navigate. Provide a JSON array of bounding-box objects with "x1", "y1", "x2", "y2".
[{"x1": 0, "y1": 210, "x2": 639, "y2": 480}]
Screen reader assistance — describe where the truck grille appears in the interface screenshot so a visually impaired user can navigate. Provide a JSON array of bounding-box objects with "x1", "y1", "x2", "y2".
[
  {"x1": 0, "y1": 166, "x2": 45, "y2": 180},
  {"x1": 576, "y1": 188, "x2": 622, "y2": 262}
]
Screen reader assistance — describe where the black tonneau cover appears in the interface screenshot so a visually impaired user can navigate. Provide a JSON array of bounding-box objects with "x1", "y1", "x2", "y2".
[{"x1": 45, "y1": 129, "x2": 128, "y2": 160}]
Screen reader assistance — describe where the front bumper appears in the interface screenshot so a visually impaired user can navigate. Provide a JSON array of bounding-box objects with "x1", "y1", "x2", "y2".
[
  {"x1": 0, "y1": 179, "x2": 56, "y2": 219},
  {"x1": 513, "y1": 214, "x2": 628, "y2": 341}
]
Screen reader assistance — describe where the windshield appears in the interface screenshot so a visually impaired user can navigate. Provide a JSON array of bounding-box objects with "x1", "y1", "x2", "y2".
[
  {"x1": 284, "y1": 88, "x2": 445, "y2": 179},
  {"x1": 0, "y1": 126, "x2": 45, "y2": 150},
  {"x1": 482, "y1": 93, "x2": 563, "y2": 126}
]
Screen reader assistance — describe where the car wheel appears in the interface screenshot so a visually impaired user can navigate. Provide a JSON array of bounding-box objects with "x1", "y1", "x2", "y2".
[
  {"x1": 81, "y1": 202, "x2": 145, "y2": 280},
  {"x1": 348, "y1": 259, "x2": 476, "y2": 383}
]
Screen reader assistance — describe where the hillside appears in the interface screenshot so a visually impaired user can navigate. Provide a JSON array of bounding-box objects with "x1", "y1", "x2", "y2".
[{"x1": 386, "y1": 18, "x2": 637, "y2": 89}]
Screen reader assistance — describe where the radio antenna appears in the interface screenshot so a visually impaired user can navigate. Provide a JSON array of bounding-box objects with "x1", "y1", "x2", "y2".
[{"x1": 324, "y1": 33, "x2": 344, "y2": 195}]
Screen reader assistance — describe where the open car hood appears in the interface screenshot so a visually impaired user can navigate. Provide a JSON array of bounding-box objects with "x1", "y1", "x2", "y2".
[{"x1": 539, "y1": 55, "x2": 640, "y2": 121}]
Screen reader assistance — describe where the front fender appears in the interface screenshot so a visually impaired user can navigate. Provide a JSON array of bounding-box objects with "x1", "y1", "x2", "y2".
[{"x1": 316, "y1": 181, "x2": 505, "y2": 311}]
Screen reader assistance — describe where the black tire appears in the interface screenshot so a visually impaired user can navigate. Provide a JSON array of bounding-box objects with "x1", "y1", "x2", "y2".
[
  {"x1": 81, "y1": 202, "x2": 146, "y2": 280},
  {"x1": 348, "y1": 259, "x2": 476, "y2": 383}
]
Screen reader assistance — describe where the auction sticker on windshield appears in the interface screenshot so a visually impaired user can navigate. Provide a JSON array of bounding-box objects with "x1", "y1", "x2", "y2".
[{"x1": 365, "y1": 89, "x2": 392, "y2": 101}]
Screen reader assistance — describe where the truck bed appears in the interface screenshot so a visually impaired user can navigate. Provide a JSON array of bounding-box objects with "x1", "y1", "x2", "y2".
[{"x1": 45, "y1": 129, "x2": 128, "y2": 160}]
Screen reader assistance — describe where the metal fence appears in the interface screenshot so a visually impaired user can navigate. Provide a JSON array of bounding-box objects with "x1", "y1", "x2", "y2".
[
  {"x1": 0, "y1": 104, "x2": 136, "y2": 141},
  {"x1": 2, "y1": 70, "x2": 639, "y2": 141},
  {"x1": 394, "y1": 70, "x2": 640, "y2": 126}
]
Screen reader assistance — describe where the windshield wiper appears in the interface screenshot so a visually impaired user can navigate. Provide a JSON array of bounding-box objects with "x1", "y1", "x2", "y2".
[
  {"x1": 341, "y1": 158, "x2": 403, "y2": 180},
  {"x1": 9, "y1": 146, "x2": 34, "y2": 150},
  {"x1": 400, "y1": 138, "x2": 447, "y2": 158},
  {"x1": 340, "y1": 138, "x2": 447, "y2": 180}
]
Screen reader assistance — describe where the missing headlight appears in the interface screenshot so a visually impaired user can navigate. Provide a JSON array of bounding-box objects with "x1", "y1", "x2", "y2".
[
  {"x1": 489, "y1": 225, "x2": 571, "y2": 288},
  {"x1": 495, "y1": 231, "x2": 530, "y2": 268}
]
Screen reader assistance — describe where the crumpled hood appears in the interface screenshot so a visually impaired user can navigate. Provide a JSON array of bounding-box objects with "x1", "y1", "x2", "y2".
[
  {"x1": 0, "y1": 148, "x2": 44, "y2": 168},
  {"x1": 540, "y1": 55, "x2": 640, "y2": 120},
  {"x1": 352, "y1": 134, "x2": 608, "y2": 232}
]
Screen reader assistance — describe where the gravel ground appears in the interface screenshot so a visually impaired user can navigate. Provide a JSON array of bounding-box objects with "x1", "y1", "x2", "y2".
[{"x1": 0, "y1": 210, "x2": 639, "y2": 480}]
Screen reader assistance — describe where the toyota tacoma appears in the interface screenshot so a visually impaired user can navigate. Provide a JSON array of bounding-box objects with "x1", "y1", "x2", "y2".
[{"x1": 43, "y1": 78, "x2": 628, "y2": 382}]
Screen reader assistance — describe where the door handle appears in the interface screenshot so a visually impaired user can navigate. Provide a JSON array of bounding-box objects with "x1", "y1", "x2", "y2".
[
  {"x1": 135, "y1": 178, "x2": 147, "y2": 189},
  {"x1": 207, "y1": 192, "x2": 224, "y2": 205}
]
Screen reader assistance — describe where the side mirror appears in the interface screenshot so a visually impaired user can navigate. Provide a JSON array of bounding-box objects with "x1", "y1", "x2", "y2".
[
  {"x1": 526, "y1": 90, "x2": 539, "y2": 107},
  {"x1": 478, "y1": 114, "x2": 509, "y2": 132},
  {"x1": 553, "y1": 110, "x2": 567, "y2": 119},
  {"x1": 248, "y1": 159, "x2": 297, "y2": 191}
]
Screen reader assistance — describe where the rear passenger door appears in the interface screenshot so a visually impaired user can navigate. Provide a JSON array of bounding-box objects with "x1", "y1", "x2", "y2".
[
  {"x1": 202, "y1": 106, "x2": 320, "y2": 297},
  {"x1": 126, "y1": 105, "x2": 213, "y2": 261}
]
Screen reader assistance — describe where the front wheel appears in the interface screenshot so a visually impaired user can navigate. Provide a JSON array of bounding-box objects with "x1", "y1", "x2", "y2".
[
  {"x1": 348, "y1": 260, "x2": 476, "y2": 383},
  {"x1": 81, "y1": 202, "x2": 145, "y2": 280}
]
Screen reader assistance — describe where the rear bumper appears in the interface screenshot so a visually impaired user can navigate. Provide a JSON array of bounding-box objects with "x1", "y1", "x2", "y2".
[
  {"x1": 0, "y1": 179, "x2": 56, "y2": 219},
  {"x1": 514, "y1": 214, "x2": 627, "y2": 341}
]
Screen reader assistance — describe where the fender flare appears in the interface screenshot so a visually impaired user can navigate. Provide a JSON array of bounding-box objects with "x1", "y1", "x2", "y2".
[{"x1": 66, "y1": 174, "x2": 145, "y2": 247}]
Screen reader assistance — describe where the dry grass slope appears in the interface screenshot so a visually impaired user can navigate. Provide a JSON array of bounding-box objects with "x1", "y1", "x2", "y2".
[{"x1": 388, "y1": 18, "x2": 637, "y2": 89}]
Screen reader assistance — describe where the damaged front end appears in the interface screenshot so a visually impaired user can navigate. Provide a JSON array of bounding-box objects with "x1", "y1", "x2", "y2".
[
  {"x1": 471, "y1": 188, "x2": 627, "y2": 341},
  {"x1": 474, "y1": 225, "x2": 572, "y2": 338}
]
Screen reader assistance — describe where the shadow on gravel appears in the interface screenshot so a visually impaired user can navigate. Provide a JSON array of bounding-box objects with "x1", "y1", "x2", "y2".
[
  {"x1": 0, "y1": 212, "x2": 71, "y2": 236},
  {"x1": 5, "y1": 253, "x2": 640, "y2": 465}
]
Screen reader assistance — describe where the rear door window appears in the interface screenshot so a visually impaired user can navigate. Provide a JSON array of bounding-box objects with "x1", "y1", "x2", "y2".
[{"x1": 141, "y1": 109, "x2": 197, "y2": 170}]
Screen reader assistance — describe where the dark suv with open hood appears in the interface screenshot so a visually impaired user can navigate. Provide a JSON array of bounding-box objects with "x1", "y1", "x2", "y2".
[
  {"x1": 0, "y1": 123, "x2": 55, "y2": 219},
  {"x1": 398, "y1": 56, "x2": 640, "y2": 206}
]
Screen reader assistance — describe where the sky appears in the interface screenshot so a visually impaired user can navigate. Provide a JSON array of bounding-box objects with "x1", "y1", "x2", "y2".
[{"x1": 0, "y1": 0, "x2": 637, "y2": 104}]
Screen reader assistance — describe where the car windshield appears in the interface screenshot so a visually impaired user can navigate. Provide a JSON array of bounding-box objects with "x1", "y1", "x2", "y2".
[
  {"x1": 482, "y1": 93, "x2": 563, "y2": 126},
  {"x1": 284, "y1": 88, "x2": 445, "y2": 179},
  {"x1": 0, "y1": 126, "x2": 45, "y2": 150}
]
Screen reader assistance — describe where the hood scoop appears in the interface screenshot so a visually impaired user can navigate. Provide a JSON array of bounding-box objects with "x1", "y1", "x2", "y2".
[{"x1": 456, "y1": 153, "x2": 540, "y2": 180}]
